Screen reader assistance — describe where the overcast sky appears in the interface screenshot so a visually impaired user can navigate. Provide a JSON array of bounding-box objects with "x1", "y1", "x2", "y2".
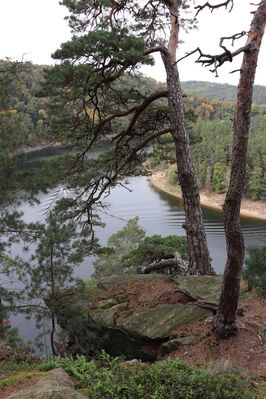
[{"x1": 0, "y1": 0, "x2": 265, "y2": 86}]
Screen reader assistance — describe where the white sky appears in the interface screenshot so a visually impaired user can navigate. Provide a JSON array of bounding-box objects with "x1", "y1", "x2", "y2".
[{"x1": 0, "y1": 0, "x2": 265, "y2": 86}]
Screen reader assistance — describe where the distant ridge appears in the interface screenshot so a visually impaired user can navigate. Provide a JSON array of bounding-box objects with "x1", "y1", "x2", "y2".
[{"x1": 181, "y1": 81, "x2": 266, "y2": 105}]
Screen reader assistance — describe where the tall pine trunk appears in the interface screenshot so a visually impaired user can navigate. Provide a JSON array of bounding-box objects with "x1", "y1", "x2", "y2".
[
  {"x1": 214, "y1": 0, "x2": 266, "y2": 338},
  {"x1": 162, "y1": 1, "x2": 214, "y2": 275}
]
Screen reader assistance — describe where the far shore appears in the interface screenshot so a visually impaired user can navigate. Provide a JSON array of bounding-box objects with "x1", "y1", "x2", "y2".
[{"x1": 149, "y1": 171, "x2": 266, "y2": 221}]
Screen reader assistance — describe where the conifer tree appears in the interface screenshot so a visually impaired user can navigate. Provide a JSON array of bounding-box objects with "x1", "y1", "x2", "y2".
[{"x1": 22, "y1": 209, "x2": 94, "y2": 354}]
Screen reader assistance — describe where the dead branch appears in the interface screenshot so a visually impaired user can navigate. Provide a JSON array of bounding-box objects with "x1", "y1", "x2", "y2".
[
  {"x1": 229, "y1": 68, "x2": 241, "y2": 74},
  {"x1": 175, "y1": 42, "x2": 251, "y2": 76},
  {"x1": 220, "y1": 31, "x2": 248, "y2": 47},
  {"x1": 195, "y1": 0, "x2": 234, "y2": 16}
]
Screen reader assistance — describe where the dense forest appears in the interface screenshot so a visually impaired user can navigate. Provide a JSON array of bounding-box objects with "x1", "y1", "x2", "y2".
[{"x1": 181, "y1": 80, "x2": 266, "y2": 105}]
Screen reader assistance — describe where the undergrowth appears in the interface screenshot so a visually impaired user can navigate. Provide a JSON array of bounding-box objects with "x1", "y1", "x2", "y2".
[{"x1": 38, "y1": 352, "x2": 258, "y2": 399}]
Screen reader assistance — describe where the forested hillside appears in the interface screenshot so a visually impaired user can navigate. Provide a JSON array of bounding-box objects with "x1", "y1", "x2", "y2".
[
  {"x1": 0, "y1": 60, "x2": 50, "y2": 150},
  {"x1": 181, "y1": 81, "x2": 266, "y2": 105},
  {"x1": 1, "y1": 60, "x2": 265, "y2": 200}
]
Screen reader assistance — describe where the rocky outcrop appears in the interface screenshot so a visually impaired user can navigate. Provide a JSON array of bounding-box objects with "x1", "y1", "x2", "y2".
[
  {"x1": 6, "y1": 369, "x2": 86, "y2": 399},
  {"x1": 53, "y1": 274, "x2": 252, "y2": 361}
]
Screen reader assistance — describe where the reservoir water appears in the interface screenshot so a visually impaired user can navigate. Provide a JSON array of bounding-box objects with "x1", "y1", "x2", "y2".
[{"x1": 9, "y1": 147, "x2": 266, "y2": 352}]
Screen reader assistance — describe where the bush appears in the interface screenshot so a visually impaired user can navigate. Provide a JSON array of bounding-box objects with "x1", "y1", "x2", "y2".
[
  {"x1": 211, "y1": 162, "x2": 227, "y2": 193},
  {"x1": 242, "y1": 245, "x2": 266, "y2": 297},
  {"x1": 123, "y1": 234, "x2": 188, "y2": 272},
  {"x1": 166, "y1": 164, "x2": 179, "y2": 185},
  {"x1": 39, "y1": 355, "x2": 256, "y2": 398}
]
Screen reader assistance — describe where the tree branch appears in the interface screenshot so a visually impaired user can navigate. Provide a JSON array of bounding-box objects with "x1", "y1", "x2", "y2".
[
  {"x1": 81, "y1": 127, "x2": 171, "y2": 213},
  {"x1": 195, "y1": 0, "x2": 234, "y2": 16},
  {"x1": 144, "y1": 46, "x2": 169, "y2": 56},
  {"x1": 175, "y1": 41, "x2": 251, "y2": 76},
  {"x1": 123, "y1": 89, "x2": 168, "y2": 136}
]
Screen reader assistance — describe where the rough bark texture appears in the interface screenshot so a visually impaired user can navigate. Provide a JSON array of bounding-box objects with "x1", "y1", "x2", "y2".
[
  {"x1": 214, "y1": 0, "x2": 266, "y2": 339},
  {"x1": 162, "y1": 1, "x2": 214, "y2": 276}
]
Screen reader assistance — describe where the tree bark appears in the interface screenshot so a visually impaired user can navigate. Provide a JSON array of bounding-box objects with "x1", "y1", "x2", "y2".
[
  {"x1": 162, "y1": 0, "x2": 215, "y2": 276},
  {"x1": 214, "y1": 0, "x2": 266, "y2": 339}
]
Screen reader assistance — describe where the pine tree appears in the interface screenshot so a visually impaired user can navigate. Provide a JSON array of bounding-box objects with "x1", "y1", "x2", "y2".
[
  {"x1": 23, "y1": 209, "x2": 94, "y2": 354},
  {"x1": 40, "y1": 0, "x2": 214, "y2": 275}
]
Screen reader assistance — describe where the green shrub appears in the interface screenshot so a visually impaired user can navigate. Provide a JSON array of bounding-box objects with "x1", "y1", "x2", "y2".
[
  {"x1": 242, "y1": 245, "x2": 266, "y2": 297},
  {"x1": 123, "y1": 234, "x2": 188, "y2": 272},
  {"x1": 247, "y1": 166, "x2": 264, "y2": 200},
  {"x1": 39, "y1": 355, "x2": 256, "y2": 398},
  {"x1": 166, "y1": 164, "x2": 179, "y2": 185},
  {"x1": 211, "y1": 162, "x2": 227, "y2": 193}
]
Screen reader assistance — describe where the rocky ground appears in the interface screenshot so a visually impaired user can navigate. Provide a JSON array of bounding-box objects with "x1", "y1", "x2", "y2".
[
  {"x1": 0, "y1": 274, "x2": 265, "y2": 398},
  {"x1": 91, "y1": 276, "x2": 266, "y2": 374}
]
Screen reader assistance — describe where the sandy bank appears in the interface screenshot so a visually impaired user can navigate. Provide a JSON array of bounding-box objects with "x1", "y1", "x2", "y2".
[
  {"x1": 149, "y1": 171, "x2": 266, "y2": 221},
  {"x1": 14, "y1": 142, "x2": 68, "y2": 154}
]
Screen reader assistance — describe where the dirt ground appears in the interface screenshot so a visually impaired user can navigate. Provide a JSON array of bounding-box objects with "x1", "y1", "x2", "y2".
[{"x1": 166, "y1": 299, "x2": 266, "y2": 375}]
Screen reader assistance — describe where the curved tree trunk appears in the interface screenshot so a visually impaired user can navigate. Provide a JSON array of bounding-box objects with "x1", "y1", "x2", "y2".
[
  {"x1": 214, "y1": 0, "x2": 266, "y2": 339},
  {"x1": 162, "y1": 1, "x2": 214, "y2": 276}
]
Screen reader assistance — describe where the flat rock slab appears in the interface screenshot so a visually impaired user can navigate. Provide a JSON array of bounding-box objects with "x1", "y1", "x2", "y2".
[
  {"x1": 174, "y1": 275, "x2": 223, "y2": 302},
  {"x1": 174, "y1": 275, "x2": 252, "y2": 302},
  {"x1": 116, "y1": 304, "x2": 210, "y2": 339},
  {"x1": 6, "y1": 369, "x2": 86, "y2": 399}
]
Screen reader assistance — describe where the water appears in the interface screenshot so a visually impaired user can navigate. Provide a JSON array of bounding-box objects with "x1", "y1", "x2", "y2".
[
  {"x1": 92, "y1": 176, "x2": 266, "y2": 274},
  {"x1": 7, "y1": 146, "x2": 266, "y2": 352}
]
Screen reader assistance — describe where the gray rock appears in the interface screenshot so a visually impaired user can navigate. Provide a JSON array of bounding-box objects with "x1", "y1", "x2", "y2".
[{"x1": 116, "y1": 304, "x2": 209, "y2": 339}]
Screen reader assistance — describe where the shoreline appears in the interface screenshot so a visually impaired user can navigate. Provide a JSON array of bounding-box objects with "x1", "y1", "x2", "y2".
[
  {"x1": 14, "y1": 142, "x2": 70, "y2": 154},
  {"x1": 149, "y1": 171, "x2": 266, "y2": 221}
]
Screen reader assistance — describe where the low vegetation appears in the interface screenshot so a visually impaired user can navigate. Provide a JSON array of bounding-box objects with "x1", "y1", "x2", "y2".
[
  {"x1": 1, "y1": 353, "x2": 262, "y2": 398},
  {"x1": 37, "y1": 353, "x2": 262, "y2": 398}
]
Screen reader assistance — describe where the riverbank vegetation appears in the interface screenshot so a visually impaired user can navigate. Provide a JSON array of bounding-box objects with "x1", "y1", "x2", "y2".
[{"x1": 150, "y1": 114, "x2": 266, "y2": 200}]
